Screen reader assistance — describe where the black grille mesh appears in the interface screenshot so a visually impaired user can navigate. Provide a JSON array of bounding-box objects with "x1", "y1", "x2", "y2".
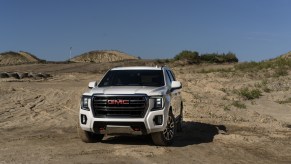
[{"x1": 92, "y1": 95, "x2": 147, "y2": 118}]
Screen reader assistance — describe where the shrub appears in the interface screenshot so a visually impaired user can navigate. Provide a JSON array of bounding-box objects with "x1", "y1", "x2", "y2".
[
  {"x1": 174, "y1": 50, "x2": 239, "y2": 64},
  {"x1": 224, "y1": 52, "x2": 239, "y2": 62},
  {"x1": 224, "y1": 105, "x2": 230, "y2": 111},
  {"x1": 165, "y1": 59, "x2": 170, "y2": 63},
  {"x1": 263, "y1": 87, "x2": 271, "y2": 93},
  {"x1": 156, "y1": 59, "x2": 163, "y2": 64},
  {"x1": 200, "y1": 52, "x2": 238, "y2": 63},
  {"x1": 236, "y1": 87, "x2": 262, "y2": 100},
  {"x1": 174, "y1": 50, "x2": 199, "y2": 63},
  {"x1": 273, "y1": 67, "x2": 288, "y2": 77},
  {"x1": 232, "y1": 101, "x2": 246, "y2": 109}
]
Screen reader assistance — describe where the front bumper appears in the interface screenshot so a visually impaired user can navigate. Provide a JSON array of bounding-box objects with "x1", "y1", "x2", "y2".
[{"x1": 79, "y1": 98, "x2": 169, "y2": 135}]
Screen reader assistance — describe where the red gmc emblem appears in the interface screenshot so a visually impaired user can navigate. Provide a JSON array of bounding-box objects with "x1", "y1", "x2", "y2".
[{"x1": 107, "y1": 100, "x2": 129, "y2": 105}]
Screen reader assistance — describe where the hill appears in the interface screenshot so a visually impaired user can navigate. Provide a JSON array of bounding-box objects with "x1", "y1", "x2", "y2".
[
  {"x1": 280, "y1": 51, "x2": 291, "y2": 59},
  {"x1": 0, "y1": 51, "x2": 41, "y2": 65},
  {"x1": 70, "y1": 50, "x2": 138, "y2": 63}
]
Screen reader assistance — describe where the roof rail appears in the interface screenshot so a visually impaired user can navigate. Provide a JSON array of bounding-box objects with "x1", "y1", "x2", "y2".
[
  {"x1": 161, "y1": 65, "x2": 168, "y2": 70},
  {"x1": 155, "y1": 65, "x2": 167, "y2": 69}
]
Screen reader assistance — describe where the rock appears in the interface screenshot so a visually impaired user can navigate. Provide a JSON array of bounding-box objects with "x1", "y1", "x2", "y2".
[
  {"x1": 15, "y1": 72, "x2": 26, "y2": 79},
  {"x1": 0, "y1": 72, "x2": 9, "y2": 78},
  {"x1": 7, "y1": 72, "x2": 19, "y2": 79},
  {"x1": 36, "y1": 73, "x2": 45, "y2": 78},
  {"x1": 0, "y1": 72, "x2": 51, "y2": 79},
  {"x1": 44, "y1": 73, "x2": 51, "y2": 78},
  {"x1": 28, "y1": 72, "x2": 36, "y2": 78}
]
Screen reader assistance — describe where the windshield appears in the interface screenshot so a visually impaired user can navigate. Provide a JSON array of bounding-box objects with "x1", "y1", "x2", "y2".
[{"x1": 98, "y1": 70, "x2": 165, "y2": 87}]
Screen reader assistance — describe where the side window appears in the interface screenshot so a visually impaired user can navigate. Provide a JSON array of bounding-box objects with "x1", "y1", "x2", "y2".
[
  {"x1": 166, "y1": 70, "x2": 175, "y2": 82},
  {"x1": 169, "y1": 70, "x2": 176, "y2": 81},
  {"x1": 166, "y1": 70, "x2": 173, "y2": 82},
  {"x1": 165, "y1": 70, "x2": 172, "y2": 85}
]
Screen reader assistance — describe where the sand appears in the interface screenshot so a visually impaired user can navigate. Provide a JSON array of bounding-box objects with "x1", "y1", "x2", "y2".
[{"x1": 0, "y1": 63, "x2": 290, "y2": 163}]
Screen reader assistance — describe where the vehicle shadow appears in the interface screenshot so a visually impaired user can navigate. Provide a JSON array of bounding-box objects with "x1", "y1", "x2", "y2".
[
  {"x1": 173, "y1": 121, "x2": 227, "y2": 147},
  {"x1": 101, "y1": 121, "x2": 227, "y2": 147}
]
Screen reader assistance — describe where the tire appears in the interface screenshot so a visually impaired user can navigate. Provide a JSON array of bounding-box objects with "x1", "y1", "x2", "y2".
[
  {"x1": 77, "y1": 124, "x2": 104, "y2": 143},
  {"x1": 177, "y1": 103, "x2": 183, "y2": 132},
  {"x1": 151, "y1": 112, "x2": 176, "y2": 146}
]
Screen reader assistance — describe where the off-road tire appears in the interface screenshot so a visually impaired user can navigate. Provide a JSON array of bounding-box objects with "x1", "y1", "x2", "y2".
[
  {"x1": 151, "y1": 112, "x2": 176, "y2": 146},
  {"x1": 77, "y1": 124, "x2": 104, "y2": 143}
]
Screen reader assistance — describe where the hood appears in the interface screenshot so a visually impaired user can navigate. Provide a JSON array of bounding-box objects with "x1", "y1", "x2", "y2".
[{"x1": 86, "y1": 86, "x2": 167, "y2": 96}]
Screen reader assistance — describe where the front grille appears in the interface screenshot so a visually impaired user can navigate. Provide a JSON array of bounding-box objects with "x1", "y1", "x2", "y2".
[{"x1": 92, "y1": 95, "x2": 148, "y2": 118}]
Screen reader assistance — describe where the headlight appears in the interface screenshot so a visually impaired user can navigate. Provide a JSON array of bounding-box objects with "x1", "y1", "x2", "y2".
[
  {"x1": 81, "y1": 96, "x2": 91, "y2": 110},
  {"x1": 152, "y1": 96, "x2": 165, "y2": 110}
]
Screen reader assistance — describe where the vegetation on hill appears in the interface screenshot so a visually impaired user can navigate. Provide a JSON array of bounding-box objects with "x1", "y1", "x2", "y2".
[
  {"x1": 174, "y1": 50, "x2": 200, "y2": 63},
  {"x1": 235, "y1": 57, "x2": 291, "y2": 77},
  {"x1": 174, "y1": 50, "x2": 238, "y2": 64},
  {"x1": 70, "y1": 50, "x2": 138, "y2": 63},
  {"x1": 0, "y1": 51, "x2": 19, "y2": 56},
  {"x1": 200, "y1": 52, "x2": 238, "y2": 63}
]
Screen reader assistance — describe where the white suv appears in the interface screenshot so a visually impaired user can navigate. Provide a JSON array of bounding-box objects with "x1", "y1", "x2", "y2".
[{"x1": 78, "y1": 66, "x2": 183, "y2": 146}]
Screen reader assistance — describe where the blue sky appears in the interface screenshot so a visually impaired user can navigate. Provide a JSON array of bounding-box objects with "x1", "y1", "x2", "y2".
[{"x1": 1, "y1": 0, "x2": 291, "y2": 61}]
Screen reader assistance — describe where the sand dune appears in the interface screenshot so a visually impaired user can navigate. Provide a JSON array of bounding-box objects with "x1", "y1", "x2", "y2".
[{"x1": 0, "y1": 51, "x2": 41, "y2": 65}]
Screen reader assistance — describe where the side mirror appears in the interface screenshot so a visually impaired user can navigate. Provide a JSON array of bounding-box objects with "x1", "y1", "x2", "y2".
[
  {"x1": 88, "y1": 81, "x2": 97, "y2": 89},
  {"x1": 171, "y1": 81, "x2": 182, "y2": 91}
]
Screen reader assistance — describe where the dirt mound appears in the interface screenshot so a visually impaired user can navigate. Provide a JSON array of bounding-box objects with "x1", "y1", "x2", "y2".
[
  {"x1": 0, "y1": 51, "x2": 41, "y2": 65},
  {"x1": 70, "y1": 50, "x2": 138, "y2": 63}
]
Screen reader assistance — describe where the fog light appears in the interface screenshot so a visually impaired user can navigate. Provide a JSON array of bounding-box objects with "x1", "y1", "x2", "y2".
[
  {"x1": 81, "y1": 114, "x2": 87, "y2": 124},
  {"x1": 153, "y1": 115, "x2": 163, "y2": 125}
]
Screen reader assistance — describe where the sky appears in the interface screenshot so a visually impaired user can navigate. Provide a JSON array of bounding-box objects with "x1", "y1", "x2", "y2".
[{"x1": 1, "y1": 0, "x2": 291, "y2": 62}]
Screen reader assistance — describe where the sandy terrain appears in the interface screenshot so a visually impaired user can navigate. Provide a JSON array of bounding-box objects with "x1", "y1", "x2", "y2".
[{"x1": 0, "y1": 63, "x2": 291, "y2": 163}]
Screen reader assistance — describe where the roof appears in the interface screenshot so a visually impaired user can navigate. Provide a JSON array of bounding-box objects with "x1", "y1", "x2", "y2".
[{"x1": 111, "y1": 66, "x2": 164, "y2": 70}]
